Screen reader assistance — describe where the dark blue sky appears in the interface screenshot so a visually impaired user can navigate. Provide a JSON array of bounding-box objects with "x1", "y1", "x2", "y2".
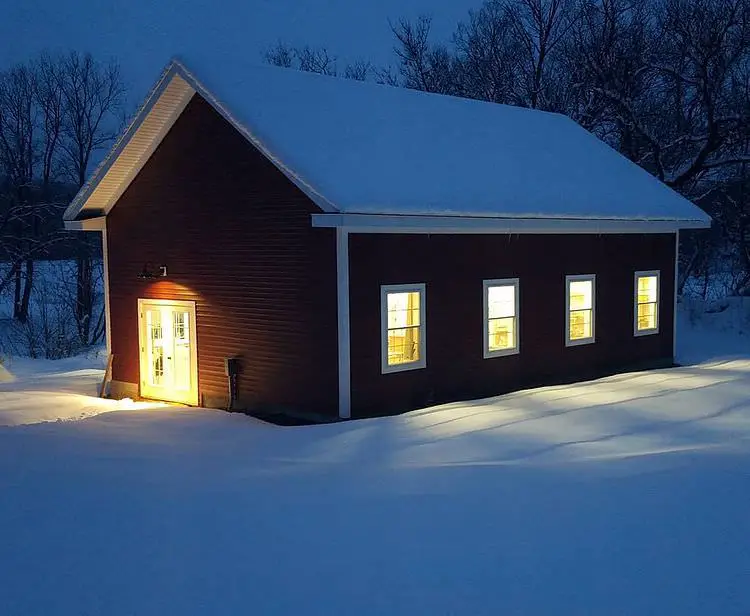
[{"x1": 1, "y1": 0, "x2": 476, "y2": 99}]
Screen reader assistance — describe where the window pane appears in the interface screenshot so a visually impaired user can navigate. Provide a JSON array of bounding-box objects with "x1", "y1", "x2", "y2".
[
  {"x1": 148, "y1": 309, "x2": 162, "y2": 342},
  {"x1": 570, "y1": 309, "x2": 592, "y2": 340},
  {"x1": 488, "y1": 317, "x2": 515, "y2": 351},
  {"x1": 173, "y1": 311, "x2": 188, "y2": 341},
  {"x1": 488, "y1": 285, "x2": 515, "y2": 319},
  {"x1": 387, "y1": 326, "x2": 421, "y2": 365},
  {"x1": 569, "y1": 280, "x2": 593, "y2": 310},
  {"x1": 387, "y1": 291, "x2": 420, "y2": 329},
  {"x1": 637, "y1": 302, "x2": 657, "y2": 330},
  {"x1": 637, "y1": 276, "x2": 658, "y2": 304}
]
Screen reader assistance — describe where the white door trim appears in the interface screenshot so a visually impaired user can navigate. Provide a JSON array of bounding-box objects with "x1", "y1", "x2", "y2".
[{"x1": 137, "y1": 298, "x2": 199, "y2": 406}]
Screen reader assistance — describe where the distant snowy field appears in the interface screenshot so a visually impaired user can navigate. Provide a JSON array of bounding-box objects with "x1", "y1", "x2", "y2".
[{"x1": 0, "y1": 302, "x2": 748, "y2": 615}]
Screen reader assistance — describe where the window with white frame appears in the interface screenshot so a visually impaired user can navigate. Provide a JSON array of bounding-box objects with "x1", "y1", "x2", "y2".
[
  {"x1": 484, "y1": 279, "x2": 519, "y2": 358},
  {"x1": 566, "y1": 275, "x2": 595, "y2": 346},
  {"x1": 635, "y1": 271, "x2": 660, "y2": 335},
  {"x1": 381, "y1": 283, "x2": 426, "y2": 373}
]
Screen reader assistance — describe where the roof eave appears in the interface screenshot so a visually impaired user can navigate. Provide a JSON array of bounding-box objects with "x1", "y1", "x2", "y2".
[
  {"x1": 64, "y1": 217, "x2": 106, "y2": 231},
  {"x1": 311, "y1": 213, "x2": 711, "y2": 234}
]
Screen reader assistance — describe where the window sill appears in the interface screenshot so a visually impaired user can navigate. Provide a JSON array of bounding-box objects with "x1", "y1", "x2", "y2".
[
  {"x1": 484, "y1": 348, "x2": 520, "y2": 359},
  {"x1": 381, "y1": 360, "x2": 426, "y2": 375},
  {"x1": 566, "y1": 337, "x2": 595, "y2": 347}
]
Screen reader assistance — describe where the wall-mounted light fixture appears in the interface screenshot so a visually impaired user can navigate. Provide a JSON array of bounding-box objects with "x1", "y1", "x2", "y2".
[{"x1": 137, "y1": 263, "x2": 168, "y2": 279}]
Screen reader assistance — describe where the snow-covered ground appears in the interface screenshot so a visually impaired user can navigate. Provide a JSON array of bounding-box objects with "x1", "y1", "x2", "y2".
[
  {"x1": 0, "y1": 304, "x2": 748, "y2": 615},
  {"x1": 0, "y1": 351, "x2": 162, "y2": 426}
]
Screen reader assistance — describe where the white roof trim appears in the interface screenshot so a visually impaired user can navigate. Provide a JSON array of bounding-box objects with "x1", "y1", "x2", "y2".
[
  {"x1": 64, "y1": 217, "x2": 106, "y2": 231},
  {"x1": 64, "y1": 63, "x2": 192, "y2": 222},
  {"x1": 311, "y1": 213, "x2": 711, "y2": 234}
]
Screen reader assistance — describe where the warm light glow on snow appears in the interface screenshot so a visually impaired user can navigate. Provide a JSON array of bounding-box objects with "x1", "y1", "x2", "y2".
[{"x1": 117, "y1": 397, "x2": 167, "y2": 411}]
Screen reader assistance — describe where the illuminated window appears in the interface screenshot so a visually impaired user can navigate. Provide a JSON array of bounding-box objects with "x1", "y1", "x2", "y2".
[
  {"x1": 483, "y1": 279, "x2": 519, "y2": 358},
  {"x1": 566, "y1": 274, "x2": 595, "y2": 346},
  {"x1": 381, "y1": 283, "x2": 426, "y2": 373},
  {"x1": 635, "y1": 271, "x2": 660, "y2": 335}
]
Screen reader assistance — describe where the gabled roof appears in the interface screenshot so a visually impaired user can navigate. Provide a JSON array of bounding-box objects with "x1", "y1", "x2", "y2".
[{"x1": 64, "y1": 56, "x2": 710, "y2": 229}]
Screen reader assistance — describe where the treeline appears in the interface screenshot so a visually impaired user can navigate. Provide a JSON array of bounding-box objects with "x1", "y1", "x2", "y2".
[
  {"x1": 267, "y1": 0, "x2": 750, "y2": 297},
  {"x1": 0, "y1": 51, "x2": 125, "y2": 349},
  {"x1": 2, "y1": 0, "x2": 747, "y2": 361}
]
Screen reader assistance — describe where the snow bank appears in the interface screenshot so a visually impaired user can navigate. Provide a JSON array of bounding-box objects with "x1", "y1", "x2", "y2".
[
  {"x1": 0, "y1": 352, "x2": 165, "y2": 426},
  {"x1": 678, "y1": 296, "x2": 750, "y2": 364},
  {"x1": 1, "y1": 357, "x2": 749, "y2": 615}
]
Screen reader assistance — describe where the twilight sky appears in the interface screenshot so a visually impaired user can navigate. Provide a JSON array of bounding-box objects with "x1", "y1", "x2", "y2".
[{"x1": 1, "y1": 0, "x2": 477, "y2": 100}]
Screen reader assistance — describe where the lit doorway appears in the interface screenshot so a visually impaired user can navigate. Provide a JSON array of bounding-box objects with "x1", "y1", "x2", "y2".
[{"x1": 138, "y1": 299, "x2": 198, "y2": 405}]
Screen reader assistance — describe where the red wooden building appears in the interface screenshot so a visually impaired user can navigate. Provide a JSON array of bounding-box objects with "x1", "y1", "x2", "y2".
[{"x1": 63, "y1": 57, "x2": 710, "y2": 419}]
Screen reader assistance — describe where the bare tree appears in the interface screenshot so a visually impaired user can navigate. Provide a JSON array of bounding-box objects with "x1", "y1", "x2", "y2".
[
  {"x1": 0, "y1": 64, "x2": 40, "y2": 322},
  {"x1": 57, "y1": 52, "x2": 125, "y2": 347},
  {"x1": 390, "y1": 16, "x2": 463, "y2": 94},
  {"x1": 58, "y1": 52, "x2": 125, "y2": 188},
  {"x1": 264, "y1": 41, "x2": 295, "y2": 68},
  {"x1": 571, "y1": 0, "x2": 750, "y2": 187},
  {"x1": 507, "y1": 0, "x2": 578, "y2": 109},
  {"x1": 454, "y1": 1, "x2": 519, "y2": 103},
  {"x1": 264, "y1": 41, "x2": 371, "y2": 80},
  {"x1": 568, "y1": 0, "x2": 750, "y2": 286},
  {"x1": 35, "y1": 54, "x2": 64, "y2": 202},
  {"x1": 343, "y1": 60, "x2": 372, "y2": 81},
  {"x1": 295, "y1": 46, "x2": 338, "y2": 75}
]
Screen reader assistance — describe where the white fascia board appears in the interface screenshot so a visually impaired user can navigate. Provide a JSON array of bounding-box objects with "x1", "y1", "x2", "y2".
[
  {"x1": 311, "y1": 213, "x2": 711, "y2": 234},
  {"x1": 63, "y1": 62, "x2": 188, "y2": 223},
  {"x1": 64, "y1": 217, "x2": 106, "y2": 231},
  {"x1": 100, "y1": 82, "x2": 194, "y2": 215}
]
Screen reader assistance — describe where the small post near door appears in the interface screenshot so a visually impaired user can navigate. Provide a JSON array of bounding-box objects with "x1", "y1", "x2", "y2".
[{"x1": 138, "y1": 298, "x2": 199, "y2": 406}]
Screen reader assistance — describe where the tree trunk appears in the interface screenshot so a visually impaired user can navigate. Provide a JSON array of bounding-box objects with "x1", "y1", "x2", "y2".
[
  {"x1": 13, "y1": 266, "x2": 22, "y2": 321},
  {"x1": 91, "y1": 304, "x2": 106, "y2": 346},
  {"x1": 17, "y1": 259, "x2": 34, "y2": 324},
  {"x1": 76, "y1": 246, "x2": 94, "y2": 345}
]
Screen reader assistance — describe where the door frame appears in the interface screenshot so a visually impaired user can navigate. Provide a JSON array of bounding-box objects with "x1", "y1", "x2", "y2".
[{"x1": 137, "y1": 298, "x2": 199, "y2": 406}]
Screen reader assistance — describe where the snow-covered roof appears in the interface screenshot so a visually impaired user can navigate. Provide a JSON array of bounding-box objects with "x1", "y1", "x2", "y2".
[{"x1": 65, "y1": 56, "x2": 710, "y2": 228}]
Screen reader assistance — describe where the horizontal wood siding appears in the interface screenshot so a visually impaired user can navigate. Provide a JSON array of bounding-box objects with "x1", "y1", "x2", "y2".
[
  {"x1": 107, "y1": 95, "x2": 338, "y2": 415},
  {"x1": 349, "y1": 233, "x2": 675, "y2": 417}
]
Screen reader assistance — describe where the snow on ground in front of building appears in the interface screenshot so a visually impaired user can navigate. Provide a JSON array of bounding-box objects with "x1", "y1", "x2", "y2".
[
  {"x1": 0, "y1": 304, "x2": 749, "y2": 615},
  {"x1": 0, "y1": 350, "x2": 163, "y2": 426}
]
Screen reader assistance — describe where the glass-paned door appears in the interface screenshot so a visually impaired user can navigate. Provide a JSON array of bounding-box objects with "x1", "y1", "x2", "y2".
[{"x1": 138, "y1": 299, "x2": 198, "y2": 405}]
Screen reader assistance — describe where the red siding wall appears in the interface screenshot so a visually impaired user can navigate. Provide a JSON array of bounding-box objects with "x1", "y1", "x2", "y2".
[
  {"x1": 106, "y1": 93, "x2": 677, "y2": 420},
  {"x1": 107, "y1": 95, "x2": 338, "y2": 415},
  {"x1": 348, "y1": 233, "x2": 675, "y2": 418}
]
